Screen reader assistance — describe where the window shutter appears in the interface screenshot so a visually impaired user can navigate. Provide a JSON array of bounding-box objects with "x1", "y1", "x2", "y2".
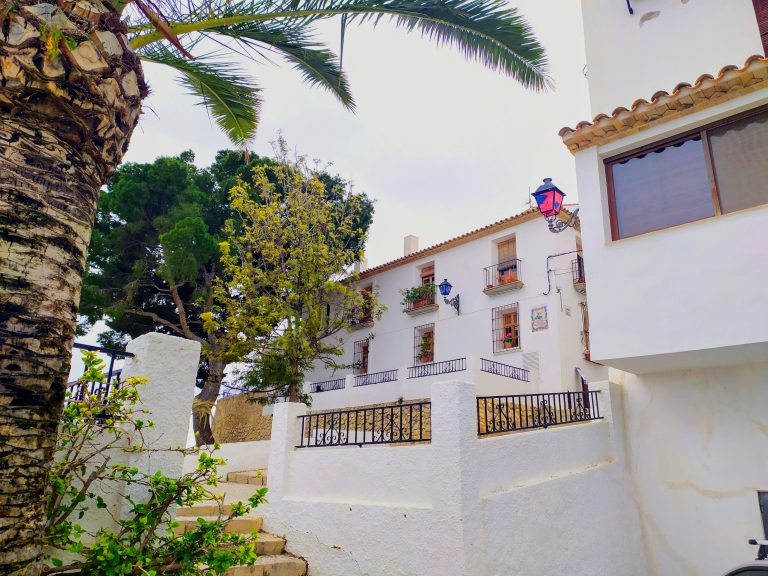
[{"x1": 755, "y1": 0, "x2": 768, "y2": 55}]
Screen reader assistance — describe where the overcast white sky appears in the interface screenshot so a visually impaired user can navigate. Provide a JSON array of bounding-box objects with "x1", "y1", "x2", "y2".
[{"x1": 126, "y1": 0, "x2": 591, "y2": 267}]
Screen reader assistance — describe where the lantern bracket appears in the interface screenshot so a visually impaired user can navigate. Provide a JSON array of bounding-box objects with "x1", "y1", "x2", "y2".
[
  {"x1": 544, "y1": 209, "x2": 580, "y2": 233},
  {"x1": 443, "y1": 294, "x2": 460, "y2": 315},
  {"x1": 626, "y1": 0, "x2": 634, "y2": 14}
]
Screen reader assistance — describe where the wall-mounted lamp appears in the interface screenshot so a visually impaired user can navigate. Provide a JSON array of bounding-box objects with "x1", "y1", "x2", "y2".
[
  {"x1": 438, "y1": 279, "x2": 460, "y2": 315},
  {"x1": 531, "y1": 178, "x2": 580, "y2": 234}
]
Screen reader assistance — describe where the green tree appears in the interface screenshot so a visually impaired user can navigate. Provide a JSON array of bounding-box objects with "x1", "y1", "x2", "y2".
[
  {"x1": 0, "y1": 0, "x2": 548, "y2": 570},
  {"x1": 80, "y1": 149, "x2": 372, "y2": 445},
  {"x1": 212, "y1": 140, "x2": 382, "y2": 403}
]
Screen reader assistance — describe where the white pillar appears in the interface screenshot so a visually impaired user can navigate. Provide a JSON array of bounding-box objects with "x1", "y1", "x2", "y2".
[
  {"x1": 118, "y1": 333, "x2": 200, "y2": 516},
  {"x1": 430, "y1": 379, "x2": 482, "y2": 576},
  {"x1": 265, "y1": 402, "x2": 307, "y2": 527}
]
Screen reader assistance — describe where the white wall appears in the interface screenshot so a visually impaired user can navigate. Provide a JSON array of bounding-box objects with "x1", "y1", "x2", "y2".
[
  {"x1": 580, "y1": 0, "x2": 764, "y2": 117},
  {"x1": 182, "y1": 440, "x2": 271, "y2": 477},
  {"x1": 263, "y1": 379, "x2": 646, "y2": 576},
  {"x1": 614, "y1": 362, "x2": 768, "y2": 576},
  {"x1": 573, "y1": 91, "x2": 768, "y2": 372},
  {"x1": 306, "y1": 216, "x2": 605, "y2": 404}
]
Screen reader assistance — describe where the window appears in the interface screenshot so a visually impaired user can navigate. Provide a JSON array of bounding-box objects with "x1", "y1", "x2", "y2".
[
  {"x1": 414, "y1": 323, "x2": 434, "y2": 365},
  {"x1": 353, "y1": 339, "x2": 369, "y2": 375},
  {"x1": 358, "y1": 285, "x2": 373, "y2": 323},
  {"x1": 605, "y1": 106, "x2": 768, "y2": 239},
  {"x1": 755, "y1": 0, "x2": 768, "y2": 55},
  {"x1": 420, "y1": 264, "x2": 435, "y2": 286},
  {"x1": 492, "y1": 304, "x2": 520, "y2": 352},
  {"x1": 496, "y1": 237, "x2": 518, "y2": 280}
]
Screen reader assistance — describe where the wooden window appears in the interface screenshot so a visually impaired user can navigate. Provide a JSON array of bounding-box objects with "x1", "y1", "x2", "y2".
[
  {"x1": 496, "y1": 237, "x2": 518, "y2": 280},
  {"x1": 754, "y1": 0, "x2": 768, "y2": 55},
  {"x1": 497, "y1": 238, "x2": 516, "y2": 264},
  {"x1": 353, "y1": 339, "x2": 369, "y2": 375},
  {"x1": 420, "y1": 264, "x2": 435, "y2": 286},
  {"x1": 414, "y1": 323, "x2": 434, "y2": 365},
  {"x1": 605, "y1": 106, "x2": 768, "y2": 239},
  {"x1": 492, "y1": 303, "x2": 520, "y2": 352}
]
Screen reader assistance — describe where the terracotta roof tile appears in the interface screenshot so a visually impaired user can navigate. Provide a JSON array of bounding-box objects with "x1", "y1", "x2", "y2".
[
  {"x1": 559, "y1": 55, "x2": 768, "y2": 153},
  {"x1": 356, "y1": 207, "x2": 576, "y2": 280}
]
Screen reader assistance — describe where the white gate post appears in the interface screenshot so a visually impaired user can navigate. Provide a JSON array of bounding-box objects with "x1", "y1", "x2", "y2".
[
  {"x1": 118, "y1": 333, "x2": 200, "y2": 516},
  {"x1": 430, "y1": 379, "x2": 482, "y2": 576},
  {"x1": 265, "y1": 402, "x2": 307, "y2": 529}
]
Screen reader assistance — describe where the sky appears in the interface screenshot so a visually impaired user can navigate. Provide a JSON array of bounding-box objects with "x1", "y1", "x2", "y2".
[
  {"x1": 126, "y1": 0, "x2": 591, "y2": 268},
  {"x1": 70, "y1": 0, "x2": 591, "y2": 380}
]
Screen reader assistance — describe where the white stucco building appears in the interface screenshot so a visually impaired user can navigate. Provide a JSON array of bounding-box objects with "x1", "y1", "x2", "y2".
[
  {"x1": 302, "y1": 208, "x2": 606, "y2": 410},
  {"x1": 561, "y1": 0, "x2": 768, "y2": 574}
]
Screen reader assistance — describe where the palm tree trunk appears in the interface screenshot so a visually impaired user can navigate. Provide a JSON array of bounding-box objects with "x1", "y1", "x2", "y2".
[{"x1": 0, "y1": 2, "x2": 145, "y2": 572}]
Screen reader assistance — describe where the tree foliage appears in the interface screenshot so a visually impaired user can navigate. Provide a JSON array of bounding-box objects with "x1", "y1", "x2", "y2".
[
  {"x1": 81, "y1": 149, "x2": 373, "y2": 442},
  {"x1": 210, "y1": 139, "x2": 383, "y2": 403},
  {"x1": 44, "y1": 351, "x2": 265, "y2": 576}
]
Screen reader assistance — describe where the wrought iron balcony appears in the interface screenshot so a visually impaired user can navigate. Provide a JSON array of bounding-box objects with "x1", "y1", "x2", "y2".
[
  {"x1": 479, "y1": 358, "x2": 530, "y2": 382},
  {"x1": 403, "y1": 284, "x2": 438, "y2": 315},
  {"x1": 353, "y1": 369, "x2": 399, "y2": 387},
  {"x1": 572, "y1": 254, "x2": 586, "y2": 294},
  {"x1": 483, "y1": 259, "x2": 523, "y2": 294},
  {"x1": 477, "y1": 390, "x2": 602, "y2": 436},
  {"x1": 310, "y1": 378, "x2": 346, "y2": 393},
  {"x1": 296, "y1": 401, "x2": 431, "y2": 448},
  {"x1": 407, "y1": 358, "x2": 467, "y2": 379}
]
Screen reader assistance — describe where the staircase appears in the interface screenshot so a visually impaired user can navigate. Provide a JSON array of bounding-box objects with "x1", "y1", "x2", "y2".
[
  {"x1": 176, "y1": 500, "x2": 306, "y2": 576},
  {"x1": 226, "y1": 469, "x2": 268, "y2": 486}
]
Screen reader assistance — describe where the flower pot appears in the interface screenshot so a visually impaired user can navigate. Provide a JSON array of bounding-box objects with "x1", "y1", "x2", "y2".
[
  {"x1": 421, "y1": 356, "x2": 432, "y2": 363},
  {"x1": 413, "y1": 297, "x2": 431, "y2": 309},
  {"x1": 498, "y1": 272, "x2": 518, "y2": 284}
]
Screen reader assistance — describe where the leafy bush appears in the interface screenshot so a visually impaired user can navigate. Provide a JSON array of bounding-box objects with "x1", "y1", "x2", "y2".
[{"x1": 44, "y1": 350, "x2": 264, "y2": 576}]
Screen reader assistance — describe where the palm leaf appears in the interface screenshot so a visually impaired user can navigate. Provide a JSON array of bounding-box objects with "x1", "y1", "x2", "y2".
[
  {"x1": 140, "y1": 45, "x2": 262, "y2": 146},
  {"x1": 204, "y1": 21, "x2": 354, "y2": 109},
  {"x1": 130, "y1": 0, "x2": 550, "y2": 91}
]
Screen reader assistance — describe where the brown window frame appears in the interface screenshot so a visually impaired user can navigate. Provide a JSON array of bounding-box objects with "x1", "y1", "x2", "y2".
[
  {"x1": 353, "y1": 338, "x2": 370, "y2": 375},
  {"x1": 414, "y1": 323, "x2": 435, "y2": 365},
  {"x1": 492, "y1": 303, "x2": 520, "y2": 353},
  {"x1": 605, "y1": 104, "x2": 768, "y2": 240}
]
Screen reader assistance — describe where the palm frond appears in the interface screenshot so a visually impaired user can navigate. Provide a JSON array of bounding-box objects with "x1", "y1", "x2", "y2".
[
  {"x1": 206, "y1": 22, "x2": 354, "y2": 109},
  {"x1": 140, "y1": 45, "x2": 262, "y2": 146},
  {"x1": 129, "y1": 0, "x2": 550, "y2": 91}
]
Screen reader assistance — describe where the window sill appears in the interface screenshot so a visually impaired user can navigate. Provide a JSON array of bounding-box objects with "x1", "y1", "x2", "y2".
[
  {"x1": 404, "y1": 304, "x2": 439, "y2": 316},
  {"x1": 483, "y1": 281, "x2": 524, "y2": 295},
  {"x1": 493, "y1": 347, "x2": 521, "y2": 355}
]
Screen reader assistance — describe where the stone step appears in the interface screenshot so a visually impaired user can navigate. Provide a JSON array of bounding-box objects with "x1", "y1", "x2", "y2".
[
  {"x1": 178, "y1": 503, "x2": 233, "y2": 517},
  {"x1": 225, "y1": 556, "x2": 307, "y2": 576},
  {"x1": 227, "y1": 469, "x2": 268, "y2": 486},
  {"x1": 173, "y1": 516, "x2": 263, "y2": 535},
  {"x1": 253, "y1": 533, "x2": 286, "y2": 556}
]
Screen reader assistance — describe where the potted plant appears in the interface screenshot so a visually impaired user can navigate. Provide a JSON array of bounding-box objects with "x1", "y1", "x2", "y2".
[
  {"x1": 400, "y1": 284, "x2": 435, "y2": 310},
  {"x1": 500, "y1": 334, "x2": 517, "y2": 349},
  {"x1": 419, "y1": 334, "x2": 433, "y2": 363},
  {"x1": 497, "y1": 270, "x2": 518, "y2": 285}
]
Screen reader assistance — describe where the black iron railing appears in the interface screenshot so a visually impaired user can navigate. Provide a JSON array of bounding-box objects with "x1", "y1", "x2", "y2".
[
  {"x1": 477, "y1": 390, "x2": 601, "y2": 436},
  {"x1": 353, "y1": 369, "x2": 398, "y2": 387},
  {"x1": 403, "y1": 285, "x2": 436, "y2": 313},
  {"x1": 297, "y1": 401, "x2": 431, "y2": 448},
  {"x1": 310, "y1": 378, "x2": 346, "y2": 393},
  {"x1": 407, "y1": 358, "x2": 466, "y2": 379},
  {"x1": 66, "y1": 343, "x2": 133, "y2": 404},
  {"x1": 572, "y1": 254, "x2": 585, "y2": 284},
  {"x1": 480, "y1": 358, "x2": 530, "y2": 382},
  {"x1": 483, "y1": 259, "x2": 522, "y2": 290}
]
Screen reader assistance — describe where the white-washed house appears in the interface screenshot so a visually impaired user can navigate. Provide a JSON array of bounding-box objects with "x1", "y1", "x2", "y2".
[
  {"x1": 302, "y1": 207, "x2": 606, "y2": 410},
  {"x1": 561, "y1": 0, "x2": 768, "y2": 574}
]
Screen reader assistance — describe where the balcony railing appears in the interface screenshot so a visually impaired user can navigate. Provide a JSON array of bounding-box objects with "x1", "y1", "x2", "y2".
[
  {"x1": 477, "y1": 390, "x2": 602, "y2": 436},
  {"x1": 297, "y1": 401, "x2": 431, "y2": 447},
  {"x1": 403, "y1": 285, "x2": 437, "y2": 314},
  {"x1": 311, "y1": 378, "x2": 346, "y2": 393},
  {"x1": 66, "y1": 343, "x2": 134, "y2": 404},
  {"x1": 407, "y1": 357, "x2": 467, "y2": 379},
  {"x1": 353, "y1": 369, "x2": 398, "y2": 387},
  {"x1": 572, "y1": 254, "x2": 586, "y2": 293},
  {"x1": 483, "y1": 259, "x2": 523, "y2": 293},
  {"x1": 479, "y1": 358, "x2": 530, "y2": 382}
]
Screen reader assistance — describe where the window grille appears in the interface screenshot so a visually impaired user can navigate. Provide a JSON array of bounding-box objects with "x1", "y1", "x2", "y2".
[
  {"x1": 353, "y1": 339, "x2": 370, "y2": 375},
  {"x1": 414, "y1": 323, "x2": 435, "y2": 365},
  {"x1": 492, "y1": 303, "x2": 520, "y2": 352}
]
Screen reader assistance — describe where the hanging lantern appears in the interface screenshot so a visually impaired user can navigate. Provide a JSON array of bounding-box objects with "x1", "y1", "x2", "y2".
[{"x1": 531, "y1": 178, "x2": 565, "y2": 218}]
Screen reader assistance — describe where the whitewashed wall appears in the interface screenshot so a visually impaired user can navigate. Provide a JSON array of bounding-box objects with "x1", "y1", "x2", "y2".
[
  {"x1": 305, "y1": 215, "x2": 606, "y2": 404},
  {"x1": 613, "y1": 363, "x2": 768, "y2": 576},
  {"x1": 262, "y1": 379, "x2": 646, "y2": 576},
  {"x1": 182, "y1": 439, "x2": 271, "y2": 477},
  {"x1": 580, "y1": 0, "x2": 764, "y2": 117},
  {"x1": 573, "y1": 90, "x2": 768, "y2": 372}
]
